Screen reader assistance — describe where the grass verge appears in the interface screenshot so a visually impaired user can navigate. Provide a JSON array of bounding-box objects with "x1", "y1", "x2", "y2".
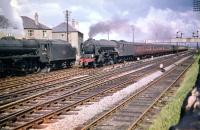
[{"x1": 148, "y1": 54, "x2": 200, "y2": 130}]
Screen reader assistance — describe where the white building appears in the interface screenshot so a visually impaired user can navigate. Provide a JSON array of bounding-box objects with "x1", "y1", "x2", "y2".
[{"x1": 21, "y1": 13, "x2": 52, "y2": 40}]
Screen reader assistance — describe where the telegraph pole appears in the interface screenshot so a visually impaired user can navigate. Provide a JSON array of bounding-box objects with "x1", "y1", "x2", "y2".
[
  {"x1": 65, "y1": 10, "x2": 71, "y2": 42},
  {"x1": 176, "y1": 32, "x2": 179, "y2": 54},
  {"x1": 192, "y1": 30, "x2": 199, "y2": 52},
  {"x1": 193, "y1": 0, "x2": 200, "y2": 52},
  {"x1": 107, "y1": 31, "x2": 109, "y2": 40},
  {"x1": 197, "y1": 31, "x2": 199, "y2": 51},
  {"x1": 176, "y1": 31, "x2": 183, "y2": 55}
]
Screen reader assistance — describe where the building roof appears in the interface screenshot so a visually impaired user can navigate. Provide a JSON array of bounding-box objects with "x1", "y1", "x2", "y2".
[
  {"x1": 52, "y1": 22, "x2": 78, "y2": 33},
  {"x1": 21, "y1": 16, "x2": 51, "y2": 30}
]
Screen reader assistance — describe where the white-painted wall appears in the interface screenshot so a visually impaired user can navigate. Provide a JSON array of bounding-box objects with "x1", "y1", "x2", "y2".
[{"x1": 24, "y1": 29, "x2": 52, "y2": 40}]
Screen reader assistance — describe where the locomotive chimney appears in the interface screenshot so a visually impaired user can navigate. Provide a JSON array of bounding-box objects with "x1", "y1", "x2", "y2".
[
  {"x1": 72, "y1": 19, "x2": 76, "y2": 29},
  {"x1": 76, "y1": 21, "x2": 79, "y2": 30},
  {"x1": 34, "y1": 12, "x2": 39, "y2": 26}
]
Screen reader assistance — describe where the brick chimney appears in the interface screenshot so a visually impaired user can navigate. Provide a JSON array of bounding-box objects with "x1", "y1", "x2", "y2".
[
  {"x1": 34, "y1": 12, "x2": 39, "y2": 25},
  {"x1": 72, "y1": 19, "x2": 76, "y2": 29},
  {"x1": 76, "y1": 21, "x2": 79, "y2": 30}
]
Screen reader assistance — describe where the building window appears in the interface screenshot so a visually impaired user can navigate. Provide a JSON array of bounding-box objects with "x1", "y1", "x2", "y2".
[
  {"x1": 43, "y1": 30, "x2": 47, "y2": 38},
  {"x1": 28, "y1": 30, "x2": 34, "y2": 37}
]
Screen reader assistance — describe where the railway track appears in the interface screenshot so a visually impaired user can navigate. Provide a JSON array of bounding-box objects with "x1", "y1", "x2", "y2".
[
  {"x1": 0, "y1": 65, "x2": 133, "y2": 105},
  {"x1": 80, "y1": 56, "x2": 193, "y2": 130},
  {"x1": 0, "y1": 67, "x2": 77, "y2": 84},
  {"x1": 0, "y1": 68, "x2": 88, "y2": 90},
  {"x1": 0, "y1": 53, "x2": 191, "y2": 130},
  {"x1": 133, "y1": 74, "x2": 184, "y2": 130},
  {"x1": 0, "y1": 53, "x2": 182, "y2": 105},
  {"x1": 0, "y1": 69, "x2": 94, "y2": 105}
]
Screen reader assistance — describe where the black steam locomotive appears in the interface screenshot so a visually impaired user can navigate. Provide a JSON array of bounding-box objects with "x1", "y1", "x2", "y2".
[
  {"x1": 79, "y1": 39, "x2": 187, "y2": 67},
  {"x1": 0, "y1": 38, "x2": 76, "y2": 75}
]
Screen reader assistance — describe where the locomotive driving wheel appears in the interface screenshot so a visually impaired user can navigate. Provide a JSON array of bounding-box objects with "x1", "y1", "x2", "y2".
[
  {"x1": 93, "y1": 62, "x2": 97, "y2": 68},
  {"x1": 46, "y1": 67, "x2": 51, "y2": 72},
  {"x1": 110, "y1": 60, "x2": 114, "y2": 65},
  {"x1": 36, "y1": 67, "x2": 41, "y2": 73}
]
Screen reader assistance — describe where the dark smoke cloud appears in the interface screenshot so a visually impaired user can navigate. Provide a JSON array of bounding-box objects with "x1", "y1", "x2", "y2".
[{"x1": 88, "y1": 19, "x2": 132, "y2": 38}]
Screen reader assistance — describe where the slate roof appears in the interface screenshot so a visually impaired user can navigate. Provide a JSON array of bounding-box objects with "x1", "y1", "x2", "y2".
[
  {"x1": 52, "y1": 22, "x2": 78, "y2": 33},
  {"x1": 21, "y1": 16, "x2": 51, "y2": 30}
]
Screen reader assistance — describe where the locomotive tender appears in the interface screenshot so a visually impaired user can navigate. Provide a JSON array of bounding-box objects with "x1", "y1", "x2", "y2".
[
  {"x1": 79, "y1": 39, "x2": 187, "y2": 67},
  {"x1": 0, "y1": 38, "x2": 76, "y2": 74}
]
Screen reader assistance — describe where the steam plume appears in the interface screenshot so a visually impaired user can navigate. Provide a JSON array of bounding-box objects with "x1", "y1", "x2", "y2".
[
  {"x1": 88, "y1": 7, "x2": 199, "y2": 41},
  {"x1": 0, "y1": 0, "x2": 24, "y2": 36}
]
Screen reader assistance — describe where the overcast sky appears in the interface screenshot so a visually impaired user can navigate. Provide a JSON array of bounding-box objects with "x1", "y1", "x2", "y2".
[{"x1": 0, "y1": 0, "x2": 199, "y2": 41}]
